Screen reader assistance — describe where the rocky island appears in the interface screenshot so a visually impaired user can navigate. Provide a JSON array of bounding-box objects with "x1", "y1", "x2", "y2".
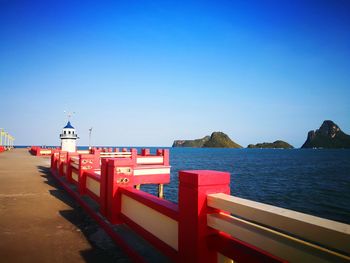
[
  {"x1": 301, "y1": 120, "x2": 350, "y2": 148},
  {"x1": 247, "y1": 140, "x2": 294, "y2": 149},
  {"x1": 172, "y1": 136, "x2": 210, "y2": 148},
  {"x1": 172, "y1": 132, "x2": 242, "y2": 148}
]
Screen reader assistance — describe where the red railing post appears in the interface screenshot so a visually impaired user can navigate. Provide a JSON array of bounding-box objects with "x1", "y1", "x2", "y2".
[
  {"x1": 178, "y1": 170, "x2": 230, "y2": 263},
  {"x1": 91, "y1": 148, "x2": 101, "y2": 156},
  {"x1": 92, "y1": 151, "x2": 100, "y2": 170},
  {"x1": 131, "y1": 148, "x2": 138, "y2": 164},
  {"x1": 58, "y1": 151, "x2": 67, "y2": 176},
  {"x1": 50, "y1": 152, "x2": 54, "y2": 170},
  {"x1": 162, "y1": 149, "x2": 170, "y2": 165},
  {"x1": 141, "y1": 148, "x2": 150, "y2": 156},
  {"x1": 156, "y1": 149, "x2": 169, "y2": 165},
  {"x1": 105, "y1": 158, "x2": 134, "y2": 224},
  {"x1": 50, "y1": 150, "x2": 59, "y2": 172},
  {"x1": 100, "y1": 158, "x2": 108, "y2": 216}
]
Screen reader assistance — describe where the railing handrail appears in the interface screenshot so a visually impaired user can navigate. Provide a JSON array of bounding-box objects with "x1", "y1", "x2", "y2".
[
  {"x1": 100, "y1": 151, "x2": 131, "y2": 155},
  {"x1": 207, "y1": 193, "x2": 350, "y2": 259},
  {"x1": 136, "y1": 156, "x2": 165, "y2": 165},
  {"x1": 76, "y1": 150, "x2": 90, "y2": 154}
]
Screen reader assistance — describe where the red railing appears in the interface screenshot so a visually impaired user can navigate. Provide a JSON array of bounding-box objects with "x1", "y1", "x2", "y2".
[
  {"x1": 102, "y1": 164, "x2": 285, "y2": 262},
  {"x1": 30, "y1": 146, "x2": 57, "y2": 156},
  {"x1": 50, "y1": 150, "x2": 350, "y2": 262},
  {"x1": 50, "y1": 151, "x2": 287, "y2": 262},
  {"x1": 51, "y1": 148, "x2": 171, "y2": 216}
]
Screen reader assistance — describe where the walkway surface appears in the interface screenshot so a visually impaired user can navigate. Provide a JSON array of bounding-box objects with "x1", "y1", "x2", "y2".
[{"x1": 0, "y1": 149, "x2": 130, "y2": 263}]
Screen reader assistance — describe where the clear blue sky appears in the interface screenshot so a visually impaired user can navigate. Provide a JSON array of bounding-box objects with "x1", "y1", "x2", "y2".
[{"x1": 1, "y1": 0, "x2": 349, "y2": 147}]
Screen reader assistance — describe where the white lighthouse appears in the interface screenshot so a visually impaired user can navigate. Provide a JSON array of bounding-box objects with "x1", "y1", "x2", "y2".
[{"x1": 60, "y1": 121, "x2": 78, "y2": 152}]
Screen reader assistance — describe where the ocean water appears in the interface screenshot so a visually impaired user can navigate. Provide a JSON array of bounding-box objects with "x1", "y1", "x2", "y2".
[{"x1": 140, "y1": 148, "x2": 350, "y2": 224}]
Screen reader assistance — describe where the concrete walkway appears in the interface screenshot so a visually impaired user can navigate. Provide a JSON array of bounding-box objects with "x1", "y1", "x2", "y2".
[{"x1": 0, "y1": 149, "x2": 130, "y2": 263}]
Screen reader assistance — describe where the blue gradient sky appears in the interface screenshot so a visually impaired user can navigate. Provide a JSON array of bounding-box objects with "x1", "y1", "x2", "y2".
[{"x1": 1, "y1": 0, "x2": 349, "y2": 147}]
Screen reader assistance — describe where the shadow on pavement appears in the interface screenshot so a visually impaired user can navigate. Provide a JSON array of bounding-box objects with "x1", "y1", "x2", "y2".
[{"x1": 37, "y1": 165, "x2": 131, "y2": 263}]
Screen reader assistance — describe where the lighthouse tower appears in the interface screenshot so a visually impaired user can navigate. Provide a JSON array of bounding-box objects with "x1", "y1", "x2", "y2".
[{"x1": 60, "y1": 121, "x2": 78, "y2": 152}]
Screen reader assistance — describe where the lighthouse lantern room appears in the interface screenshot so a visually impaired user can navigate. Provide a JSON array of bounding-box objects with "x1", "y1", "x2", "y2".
[{"x1": 60, "y1": 121, "x2": 78, "y2": 152}]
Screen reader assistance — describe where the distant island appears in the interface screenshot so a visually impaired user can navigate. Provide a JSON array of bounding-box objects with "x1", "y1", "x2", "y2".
[
  {"x1": 301, "y1": 120, "x2": 350, "y2": 148},
  {"x1": 172, "y1": 120, "x2": 350, "y2": 149},
  {"x1": 247, "y1": 140, "x2": 294, "y2": 149},
  {"x1": 172, "y1": 132, "x2": 242, "y2": 148}
]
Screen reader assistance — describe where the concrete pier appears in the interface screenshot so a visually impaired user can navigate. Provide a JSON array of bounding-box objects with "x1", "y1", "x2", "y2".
[{"x1": 0, "y1": 149, "x2": 130, "y2": 263}]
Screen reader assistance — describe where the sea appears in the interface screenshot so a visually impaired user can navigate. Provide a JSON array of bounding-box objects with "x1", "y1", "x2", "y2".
[
  {"x1": 141, "y1": 147, "x2": 350, "y2": 225},
  {"x1": 19, "y1": 146, "x2": 350, "y2": 224}
]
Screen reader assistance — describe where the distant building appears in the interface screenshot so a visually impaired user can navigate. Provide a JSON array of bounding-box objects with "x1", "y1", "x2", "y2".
[{"x1": 60, "y1": 121, "x2": 78, "y2": 152}]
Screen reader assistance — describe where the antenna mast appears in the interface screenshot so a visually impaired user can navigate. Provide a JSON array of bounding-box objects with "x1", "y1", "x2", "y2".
[
  {"x1": 89, "y1": 127, "x2": 93, "y2": 149},
  {"x1": 64, "y1": 110, "x2": 75, "y2": 121}
]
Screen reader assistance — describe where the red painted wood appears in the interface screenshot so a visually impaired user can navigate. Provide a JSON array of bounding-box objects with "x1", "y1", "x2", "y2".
[
  {"x1": 100, "y1": 158, "x2": 108, "y2": 216},
  {"x1": 91, "y1": 148, "x2": 100, "y2": 155},
  {"x1": 141, "y1": 148, "x2": 150, "y2": 156},
  {"x1": 162, "y1": 149, "x2": 169, "y2": 165},
  {"x1": 50, "y1": 151, "x2": 59, "y2": 172},
  {"x1": 131, "y1": 148, "x2": 137, "y2": 164},
  {"x1": 106, "y1": 158, "x2": 135, "y2": 224},
  {"x1": 155, "y1": 149, "x2": 170, "y2": 165},
  {"x1": 58, "y1": 151, "x2": 67, "y2": 176},
  {"x1": 30, "y1": 146, "x2": 53, "y2": 156},
  {"x1": 178, "y1": 170, "x2": 230, "y2": 263}
]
